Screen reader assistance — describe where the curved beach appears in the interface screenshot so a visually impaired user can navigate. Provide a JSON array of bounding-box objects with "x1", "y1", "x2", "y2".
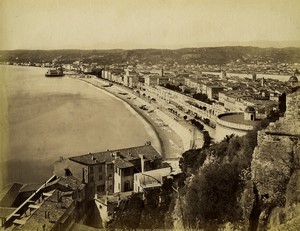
[
  {"x1": 76, "y1": 76, "x2": 191, "y2": 165},
  {"x1": 74, "y1": 78, "x2": 162, "y2": 155},
  {"x1": 0, "y1": 65, "x2": 162, "y2": 188}
]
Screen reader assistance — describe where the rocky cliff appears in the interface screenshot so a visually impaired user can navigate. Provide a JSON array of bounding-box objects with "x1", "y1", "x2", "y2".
[{"x1": 251, "y1": 89, "x2": 300, "y2": 230}]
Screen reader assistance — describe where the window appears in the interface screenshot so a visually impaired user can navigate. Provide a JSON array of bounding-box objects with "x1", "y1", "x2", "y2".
[
  {"x1": 99, "y1": 175, "x2": 103, "y2": 181},
  {"x1": 118, "y1": 183, "x2": 120, "y2": 190},
  {"x1": 98, "y1": 165, "x2": 103, "y2": 172},
  {"x1": 124, "y1": 168, "x2": 131, "y2": 176},
  {"x1": 115, "y1": 166, "x2": 118, "y2": 173},
  {"x1": 90, "y1": 175, "x2": 94, "y2": 182},
  {"x1": 90, "y1": 166, "x2": 94, "y2": 174},
  {"x1": 97, "y1": 185, "x2": 105, "y2": 192}
]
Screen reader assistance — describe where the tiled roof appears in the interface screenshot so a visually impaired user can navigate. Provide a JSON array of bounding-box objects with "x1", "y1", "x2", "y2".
[
  {"x1": 69, "y1": 145, "x2": 161, "y2": 166},
  {"x1": 20, "y1": 190, "x2": 74, "y2": 231},
  {"x1": 19, "y1": 183, "x2": 42, "y2": 193},
  {"x1": 114, "y1": 158, "x2": 134, "y2": 169},
  {"x1": 57, "y1": 176, "x2": 83, "y2": 191},
  {"x1": 0, "y1": 207, "x2": 17, "y2": 219},
  {"x1": 0, "y1": 183, "x2": 23, "y2": 207}
]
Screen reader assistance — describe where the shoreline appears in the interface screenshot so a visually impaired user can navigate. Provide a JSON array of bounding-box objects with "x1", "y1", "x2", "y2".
[
  {"x1": 72, "y1": 76, "x2": 188, "y2": 168},
  {"x1": 74, "y1": 77, "x2": 164, "y2": 157}
]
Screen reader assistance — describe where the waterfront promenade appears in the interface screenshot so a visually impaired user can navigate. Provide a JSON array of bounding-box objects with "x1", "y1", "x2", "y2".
[{"x1": 73, "y1": 76, "x2": 202, "y2": 170}]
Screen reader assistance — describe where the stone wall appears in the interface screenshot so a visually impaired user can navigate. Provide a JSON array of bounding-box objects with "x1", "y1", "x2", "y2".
[
  {"x1": 250, "y1": 89, "x2": 300, "y2": 230},
  {"x1": 252, "y1": 132, "x2": 296, "y2": 205}
]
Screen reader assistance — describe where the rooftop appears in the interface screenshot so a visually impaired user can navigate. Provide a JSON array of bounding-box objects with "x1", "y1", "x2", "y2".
[
  {"x1": 20, "y1": 190, "x2": 74, "y2": 231},
  {"x1": 69, "y1": 144, "x2": 161, "y2": 166},
  {"x1": 136, "y1": 167, "x2": 172, "y2": 188},
  {"x1": 19, "y1": 183, "x2": 43, "y2": 193},
  {"x1": 114, "y1": 158, "x2": 135, "y2": 169},
  {"x1": 96, "y1": 191, "x2": 133, "y2": 205},
  {"x1": 0, "y1": 207, "x2": 17, "y2": 219},
  {"x1": 245, "y1": 106, "x2": 256, "y2": 113},
  {"x1": 56, "y1": 175, "x2": 83, "y2": 191},
  {"x1": 289, "y1": 75, "x2": 298, "y2": 82},
  {"x1": 0, "y1": 183, "x2": 23, "y2": 207}
]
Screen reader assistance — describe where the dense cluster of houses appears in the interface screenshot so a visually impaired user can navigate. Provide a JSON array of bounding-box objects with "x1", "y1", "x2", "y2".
[
  {"x1": 98, "y1": 64, "x2": 298, "y2": 123},
  {"x1": 0, "y1": 144, "x2": 172, "y2": 230},
  {"x1": 28, "y1": 60, "x2": 297, "y2": 118}
]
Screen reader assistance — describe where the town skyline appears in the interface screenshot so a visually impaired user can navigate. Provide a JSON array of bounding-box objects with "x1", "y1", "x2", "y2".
[{"x1": 1, "y1": 0, "x2": 300, "y2": 50}]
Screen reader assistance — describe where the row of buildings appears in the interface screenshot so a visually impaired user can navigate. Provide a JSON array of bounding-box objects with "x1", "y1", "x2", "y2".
[
  {"x1": 0, "y1": 144, "x2": 172, "y2": 230},
  {"x1": 98, "y1": 65, "x2": 298, "y2": 141}
]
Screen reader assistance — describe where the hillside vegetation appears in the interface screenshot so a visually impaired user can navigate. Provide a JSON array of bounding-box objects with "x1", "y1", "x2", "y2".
[{"x1": 1, "y1": 46, "x2": 300, "y2": 65}]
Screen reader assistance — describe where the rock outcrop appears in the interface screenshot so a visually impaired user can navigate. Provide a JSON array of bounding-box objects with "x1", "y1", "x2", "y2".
[{"x1": 251, "y1": 89, "x2": 300, "y2": 230}]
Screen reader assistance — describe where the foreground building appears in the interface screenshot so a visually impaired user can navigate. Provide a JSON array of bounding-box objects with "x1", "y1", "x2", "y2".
[
  {"x1": 2, "y1": 144, "x2": 168, "y2": 230},
  {"x1": 1, "y1": 175, "x2": 86, "y2": 230},
  {"x1": 54, "y1": 143, "x2": 172, "y2": 227},
  {"x1": 54, "y1": 144, "x2": 165, "y2": 199}
]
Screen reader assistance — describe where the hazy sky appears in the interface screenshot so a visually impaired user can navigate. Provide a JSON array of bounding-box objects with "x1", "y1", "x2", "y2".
[{"x1": 0, "y1": 0, "x2": 300, "y2": 50}]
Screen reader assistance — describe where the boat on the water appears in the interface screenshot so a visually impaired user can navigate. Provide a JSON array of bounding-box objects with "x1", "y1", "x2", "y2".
[{"x1": 45, "y1": 66, "x2": 64, "y2": 77}]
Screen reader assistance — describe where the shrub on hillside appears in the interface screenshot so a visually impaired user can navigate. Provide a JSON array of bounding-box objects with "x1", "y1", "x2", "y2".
[{"x1": 183, "y1": 163, "x2": 243, "y2": 225}]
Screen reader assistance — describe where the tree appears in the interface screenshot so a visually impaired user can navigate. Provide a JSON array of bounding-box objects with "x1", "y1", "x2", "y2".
[
  {"x1": 184, "y1": 88, "x2": 191, "y2": 94},
  {"x1": 183, "y1": 163, "x2": 242, "y2": 227},
  {"x1": 193, "y1": 93, "x2": 211, "y2": 104}
]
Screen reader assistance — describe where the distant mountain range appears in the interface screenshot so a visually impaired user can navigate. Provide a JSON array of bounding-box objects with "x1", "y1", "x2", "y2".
[
  {"x1": 1, "y1": 46, "x2": 300, "y2": 65},
  {"x1": 211, "y1": 40, "x2": 300, "y2": 49}
]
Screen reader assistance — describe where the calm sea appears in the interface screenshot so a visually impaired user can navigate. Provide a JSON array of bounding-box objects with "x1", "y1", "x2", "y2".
[{"x1": 0, "y1": 65, "x2": 160, "y2": 188}]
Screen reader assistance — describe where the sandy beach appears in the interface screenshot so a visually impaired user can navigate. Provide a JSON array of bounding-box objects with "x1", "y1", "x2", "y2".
[
  {"x1": 75, "y1": 76, "x2": 203, "y2": 170},
  {"x1": 0, "y1": 65, "x2": 204, "y2": 188}
]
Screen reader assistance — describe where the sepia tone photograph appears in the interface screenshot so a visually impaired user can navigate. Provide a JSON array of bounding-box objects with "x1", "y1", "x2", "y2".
[{"x1": 0, "y1": 0, "x2": 300, "y2": 230}]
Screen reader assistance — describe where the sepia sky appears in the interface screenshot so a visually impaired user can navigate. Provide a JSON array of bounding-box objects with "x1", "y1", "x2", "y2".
[{"x1": 0, "y1": 0, "x2": 300, "y2": 50}]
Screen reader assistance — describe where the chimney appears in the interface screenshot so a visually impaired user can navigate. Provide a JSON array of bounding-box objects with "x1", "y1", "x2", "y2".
[
  {"x1": 59, "y1": 192, "x2": 62, "y2": 203},
  {"x1": 114, "y1": 151, "x2": 120, "y2": 159},
  {"x1": 57, "y1": 191, "x2": 60, "y2": 203},
  {"x1": 82, "y1": 168, "x2": 85, "y2": 183},
  {"x1": 91, "y1": 155, "x2": 96, "y2": 162},
  {"x1": 139, "y1": 154, "x2": 144, "y2": 173}
]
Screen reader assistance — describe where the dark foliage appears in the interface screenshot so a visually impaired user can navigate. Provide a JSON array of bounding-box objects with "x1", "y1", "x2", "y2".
[
  {"x1": 165, "y1": 83, "x2": 181, "y2": 91},
  {"x1": 203, "y1": 131, "x2": 211, "y2": 148},
  {"x1": 190, "y1": 118, "x2": 204, "y2": 130},
  {"x1": 179, "y1": 148, "x2": 207, "y2": 174},
  {"x1": 193, "y1": 93, "x2": 211, "y2": 104},
  {"x1": 180, "y1": 112, "x2": 281, "y2": 228},
  {"x1": 2, "y1": 47, "x2": 300, "y2": 65},
  {"x1": 184, "y1": 163, "x2": 242, "y2": 223}
]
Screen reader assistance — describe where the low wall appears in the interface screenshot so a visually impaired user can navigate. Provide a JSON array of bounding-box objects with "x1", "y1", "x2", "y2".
[
  {"x1": 217, "y1": 112, "x2": 254, "y2": 131},
  {"x1": 215, "y1": 112, "x2": 254, "y2": 142}
]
